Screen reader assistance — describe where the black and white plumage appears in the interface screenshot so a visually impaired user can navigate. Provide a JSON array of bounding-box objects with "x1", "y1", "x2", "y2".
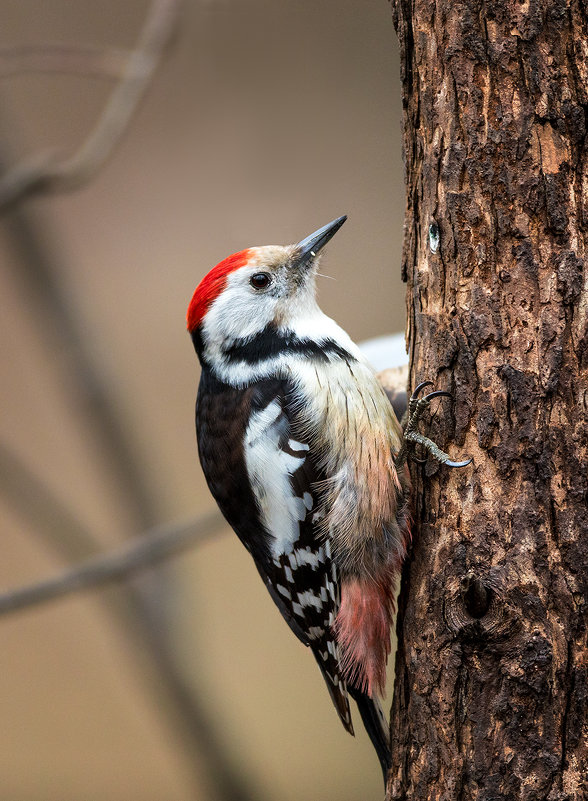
[
  {"x1": 188, "y1": 216, "x2": 411, "y2": 777},
  {"x1": 197, "y1": 370, "x2": 354, "y2": 728}
]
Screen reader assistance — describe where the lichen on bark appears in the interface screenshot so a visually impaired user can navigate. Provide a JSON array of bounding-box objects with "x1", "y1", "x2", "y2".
[{"x1": 388, "y1": 0, "x2": 588, "y2": 798}]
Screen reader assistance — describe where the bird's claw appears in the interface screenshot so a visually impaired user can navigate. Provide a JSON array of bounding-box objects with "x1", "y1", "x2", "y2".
[
  {"x1": 409, "y1": 454, "x2": 428, "y2": 465},
  {"x1": 397, "y1": 381, "x2": 472, "y2": 469},
  {"x1": 444, "y1": 457, "x2": 474, "y2": 468},
  {"x1": 411, "y1": 380, "x2": 434, "y2": 398}
]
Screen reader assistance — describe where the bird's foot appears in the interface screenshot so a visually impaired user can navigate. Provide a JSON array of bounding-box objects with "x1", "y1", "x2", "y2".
[{"x1": 396, "y1": 381, "x2": 472, "y2": 469}]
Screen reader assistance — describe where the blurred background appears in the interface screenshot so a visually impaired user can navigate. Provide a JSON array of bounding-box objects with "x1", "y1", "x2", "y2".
[{"x1": 0, "y1": 1, "x2": 406, "y2": 799}]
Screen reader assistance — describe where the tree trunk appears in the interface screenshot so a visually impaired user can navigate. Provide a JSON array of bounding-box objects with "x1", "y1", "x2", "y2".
[{"x1": 388, "y1": 1, "x2": 588, "y2": 799}]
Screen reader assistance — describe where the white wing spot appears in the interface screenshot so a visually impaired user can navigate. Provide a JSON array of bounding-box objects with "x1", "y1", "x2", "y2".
[
  {"x1": 294, "y1": 547, "x2": 323, "y2": 569},
  {"x1": 296, "y1": 590, "x2": 323, "y2": 611},
  {"x1": 288, "y1": 439, "x2": 309, "y2": 453},
  {"x1": 276, "y1": 584, "x2": 292, "y2": 600}
]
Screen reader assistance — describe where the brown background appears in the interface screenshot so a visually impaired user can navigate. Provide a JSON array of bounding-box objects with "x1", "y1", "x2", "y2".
[{"x1": 0, "y1": 1, "x2": 405, "y2": 799}]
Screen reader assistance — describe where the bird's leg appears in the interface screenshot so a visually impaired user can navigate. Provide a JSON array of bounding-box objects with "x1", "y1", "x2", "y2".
[{"x1": 395, "y1": 381, "x2": 472, "y2": 469}]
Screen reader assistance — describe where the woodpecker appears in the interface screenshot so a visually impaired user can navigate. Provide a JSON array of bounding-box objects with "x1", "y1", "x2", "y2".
[{"x1": 187, "y1": 216, "x2": 469, "y2": 777}]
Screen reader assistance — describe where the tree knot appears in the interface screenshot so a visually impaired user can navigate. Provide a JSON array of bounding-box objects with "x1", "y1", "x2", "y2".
[
  {"x1": 443, "y1": 569, "x2": 520, "y2": 645},
  {"x1": 461, "y1": 571, "x2": 492, "y2": 618}
]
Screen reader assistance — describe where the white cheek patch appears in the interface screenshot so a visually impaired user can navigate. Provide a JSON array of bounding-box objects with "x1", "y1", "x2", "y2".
[
  {"x1": 203, "y1": 279, "x2": 275, "y2": 351},
  {"x1": 244, "y1": 398, "x2": 309, "y2": 558}
]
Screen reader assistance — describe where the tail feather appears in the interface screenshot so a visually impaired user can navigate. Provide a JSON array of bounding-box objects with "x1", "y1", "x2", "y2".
[
  {"x1": 313, "y1": 641, "x2": 354, "y2": 735},
  {"x1": 314, "y1": 639, "x2": 391, "y2": 784},
  {"x1": 348, "y1": 685, "x2": 391, "y2": 781}
]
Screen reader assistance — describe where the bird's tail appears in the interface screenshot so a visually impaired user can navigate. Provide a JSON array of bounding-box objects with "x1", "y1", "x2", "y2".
[
  {"x1": 313, "y1": 642, "x2": 355, "y2": 735},
  {"x1": 348, "y1": 684, "x2": 391, "y2": 782},
  {"x1": 314, "y1": 638, "x2": 391, "y2": 782}
]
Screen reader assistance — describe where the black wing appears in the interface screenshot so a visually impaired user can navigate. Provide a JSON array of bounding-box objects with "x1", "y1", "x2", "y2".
[{"x1": 196, "y1": 367, "x2": 353, "y2": 733}]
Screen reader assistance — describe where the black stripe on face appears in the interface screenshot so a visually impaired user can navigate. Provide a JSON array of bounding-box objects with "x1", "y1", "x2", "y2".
[{"x1": 223, "y1": 324, "x2": 355, "y2": 365}]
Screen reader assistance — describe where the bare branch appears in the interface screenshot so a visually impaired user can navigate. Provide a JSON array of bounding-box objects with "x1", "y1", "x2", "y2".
[
  {"x1": 0, "y1": 43, "x2": 130, "y2": 80},
  {"x1": 0, "y1": 442, "x2": 257, "y2": 801},
  {"x1": 0, "y1": 0, "x2": 181, "y2": 209},
  {"x1": 0, "y1": 514, "x2": 225, "y2": 616}
]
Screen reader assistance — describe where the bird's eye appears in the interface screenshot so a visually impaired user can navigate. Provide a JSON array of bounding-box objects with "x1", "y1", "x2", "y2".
[{"x1": 250, "y1": 273, "x2": 271, "y2": 290}]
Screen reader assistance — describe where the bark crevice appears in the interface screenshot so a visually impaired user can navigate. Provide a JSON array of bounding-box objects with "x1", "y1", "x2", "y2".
[{"x1": 388, "y1": 0, "x2": 588, "y2": 798}]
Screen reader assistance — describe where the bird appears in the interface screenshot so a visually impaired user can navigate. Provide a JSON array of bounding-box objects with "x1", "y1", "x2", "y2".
[{"x1": 187, "y1": 216, "x2": 470, "y2": 777}]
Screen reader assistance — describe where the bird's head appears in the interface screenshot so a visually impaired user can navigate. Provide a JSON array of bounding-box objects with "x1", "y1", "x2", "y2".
[{"x1": 187, "y1": 216, "x2": 347, "y2": 363}]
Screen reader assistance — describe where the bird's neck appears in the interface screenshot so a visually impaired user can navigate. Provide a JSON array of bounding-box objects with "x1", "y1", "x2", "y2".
[{"x1": 194, "y1": 311, "x2": 363, "y2": 389}]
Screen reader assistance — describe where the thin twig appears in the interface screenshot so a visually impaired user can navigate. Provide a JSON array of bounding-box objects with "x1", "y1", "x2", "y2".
[
  {"x1": 0, "y1": 513, "x2": 224, "y2": 616},
  {"x1": 0, "y1": 42, "x2": 130, "y2": 80},
  {"x1": 0, "y1": 442, "x2": 256, "y2": 801},
  {"x1": 0, "y1": 0, "x2": 181, "y2": 209}
]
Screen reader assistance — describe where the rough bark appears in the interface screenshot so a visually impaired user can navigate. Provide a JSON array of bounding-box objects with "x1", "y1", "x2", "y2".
[{"x1": 388, "y1": 1, "x2": 588, "y2": 799}]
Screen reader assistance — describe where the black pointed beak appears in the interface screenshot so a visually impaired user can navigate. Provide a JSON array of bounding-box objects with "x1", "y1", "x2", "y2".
[{"x1": 293, "y1": 215, "x2": 347, "y2": 268}]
